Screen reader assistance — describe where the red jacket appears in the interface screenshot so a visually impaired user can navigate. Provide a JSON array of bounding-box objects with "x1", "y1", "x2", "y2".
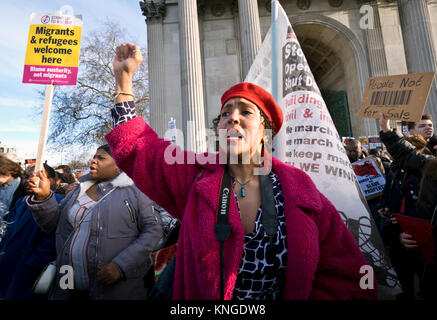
[{"x1": 106, "y1": 117, "x2": 377, "y2": 300}]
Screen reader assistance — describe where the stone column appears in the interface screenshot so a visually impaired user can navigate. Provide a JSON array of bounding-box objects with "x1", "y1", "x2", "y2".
[
  {"x1": 398, "y1": 0, "x2": 437, "y2": 120},
  {"x1": 364, "y1": 3, "x2": 389, "y2": 77},
  {"x1": 238, "y1": 0, "x2": 262, "y2": 78},
  {"x1": 140, "y1": 1, "x2": 167, "y2": 137},
  {"x1": 178, "y1": 0, "x2": 207, "y2": 152},
  {"x1": 363, "y1": 2, "x2": 395, "y2": 130}
]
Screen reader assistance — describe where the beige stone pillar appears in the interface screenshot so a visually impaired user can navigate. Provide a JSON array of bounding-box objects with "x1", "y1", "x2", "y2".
[
  {"x1": 178, "y1": 0, "x2": 207, "y2": 152},
  {"x1": 398, "y1": 0, "x2": 437, "y2": 120},
  {"x1": 364, "y1": 4, "x2": 389, "y2": 77},
  {"x1": 140, "y1": 1, "x2": 166, "y2": 137},
  {"x1": 238, "y1": 0, "x2": 262, "y2": 78}
]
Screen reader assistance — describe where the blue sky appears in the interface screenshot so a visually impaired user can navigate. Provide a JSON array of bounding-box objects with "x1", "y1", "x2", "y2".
[{"x1": 0, "y1": 0, "x2": 147, "y2": 165}]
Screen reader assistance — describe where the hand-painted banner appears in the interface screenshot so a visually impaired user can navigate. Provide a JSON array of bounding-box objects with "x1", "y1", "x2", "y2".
[
  {"x1": 245, "y1": 1, "x2": 401, "y2": 295},
  {"x1": 23, "y1": 13, "x2": 82, "y2": 85}
]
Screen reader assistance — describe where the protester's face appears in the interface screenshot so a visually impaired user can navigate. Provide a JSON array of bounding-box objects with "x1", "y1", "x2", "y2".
[
  {"x1": 412, "y1": 120, "x2": 434, "y2": 139},
  {"x1": 345, "y1": 145, "x2": 362, "y2": 163},
  {"x1": 0, "y1": 173, "x2": 13, "y2": 185},
  {"x1": 217, "y1": 97, "x2": 265, "y2": 162},
  {"x1": 89, "y1": 149, "x2": 119, "y2": 182}
]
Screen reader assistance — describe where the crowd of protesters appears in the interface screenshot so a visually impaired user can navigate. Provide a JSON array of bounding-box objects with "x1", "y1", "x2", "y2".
[
  {"x1": 0, "y1": 42, "x2": 436, "y2": 301},
  {"x1": 343, "y1": 114, "x2": 437, "y2": 300}
]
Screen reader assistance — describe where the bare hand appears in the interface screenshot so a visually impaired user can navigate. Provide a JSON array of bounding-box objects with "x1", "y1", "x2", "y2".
[
  {"x1": 27, "y1": 170, "x2": 51, "y2": 201},
  {"x1": 113, "y1": 43, "x2": 143, "y2": 83},
  {"x1": 377, "y1": 207, "x2": 390, "y2": 219},
  {"x1": 400, "y1": 232, "x2": 419, "y2": 249},
  {"x1": 379, "y1": 113, "x2": 391, "y2": 132},
  {"x1": 97, "y1": 262, "x2": 121, "y2": 285}
]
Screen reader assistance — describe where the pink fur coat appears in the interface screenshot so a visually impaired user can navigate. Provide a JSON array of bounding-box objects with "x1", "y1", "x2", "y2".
[{"x1": 106, "y1": 117, "x2": 377, "y2": 300}]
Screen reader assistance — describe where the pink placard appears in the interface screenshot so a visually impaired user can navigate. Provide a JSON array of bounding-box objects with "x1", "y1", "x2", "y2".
[{"x1": 22, "y1": 65, "x2": 78, "y2": 85}]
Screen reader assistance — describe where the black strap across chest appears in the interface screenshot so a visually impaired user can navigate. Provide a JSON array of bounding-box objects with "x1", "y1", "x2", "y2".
[{"x1": 214, "y1": 169, "x2": 278, "y2": 300}]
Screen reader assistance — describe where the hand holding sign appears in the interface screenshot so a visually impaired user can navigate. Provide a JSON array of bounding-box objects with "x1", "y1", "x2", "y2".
[
  {"x1": 379, "y1": 112, "x2": 390, "y2": 133},
  {"x1": 400, "y1": 232, "x2": 419, "y2": 250},
  {"x1": 27, "y1": 169, "x2": 51, "y2": 201}
]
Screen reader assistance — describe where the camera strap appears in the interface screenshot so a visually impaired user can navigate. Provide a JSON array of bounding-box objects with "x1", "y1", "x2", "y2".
[
  {"x1": 215, "y1": 169, "x2": 232, "y2": 300},
  {"x1": 215, "y1": 169, "x2": 278, "y2": 300}
]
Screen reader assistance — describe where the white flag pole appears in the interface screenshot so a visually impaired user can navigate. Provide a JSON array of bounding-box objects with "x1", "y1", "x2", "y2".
[
  {"x1": 271, "y1": 0, "x2": 279, "y2": 102},
  {"x1": 271, "y1": 0, "x2": 279, "y2": 155},
  {"x1": 35, "y1": 83, "x2": 54, "y2": 173},
  {"x1": 34, "y1": 9, "x2": 62, "y2": 176}
]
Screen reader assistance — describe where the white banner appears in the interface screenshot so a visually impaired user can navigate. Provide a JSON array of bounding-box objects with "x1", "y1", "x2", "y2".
[{"x1": 245, "y1": 1, "x2": 401, "y2": 295}]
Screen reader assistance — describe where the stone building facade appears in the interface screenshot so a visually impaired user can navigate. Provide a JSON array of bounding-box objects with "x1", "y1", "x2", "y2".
[
  {"x1": 139, "y1": 0, "x2": 437, "y2": 152},
  {"x1": 0, "y1": 146, "x2": 19, "y2": 163}
]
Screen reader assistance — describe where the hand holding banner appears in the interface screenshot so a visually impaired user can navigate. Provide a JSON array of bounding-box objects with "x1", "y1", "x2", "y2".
[{"x1": 393, "y1": 213, "x2": 436, "y2": 264}]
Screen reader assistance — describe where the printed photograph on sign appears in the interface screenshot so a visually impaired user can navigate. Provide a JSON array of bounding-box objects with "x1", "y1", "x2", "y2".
[{"x1": 352, "y1": 158, "x2": 386, "y2": 200}]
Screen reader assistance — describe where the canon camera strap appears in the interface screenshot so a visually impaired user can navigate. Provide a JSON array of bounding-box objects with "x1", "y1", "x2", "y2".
[
  {"x1": 215, "y1": 169, "x2": 278, "y2": 300},
  {"x1": 215, "y1": 169, "x2": 232, "y2": 300}
]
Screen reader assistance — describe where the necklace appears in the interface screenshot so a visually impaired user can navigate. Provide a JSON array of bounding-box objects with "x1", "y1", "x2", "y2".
[{"x1": 234, "y1": 175, "x2": 255, "y2": 198}]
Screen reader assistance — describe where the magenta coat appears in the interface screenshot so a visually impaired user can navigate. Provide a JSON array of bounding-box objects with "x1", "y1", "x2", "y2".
[{"x1": 106, "y1": 117, "x2": 377, "y2": 300}]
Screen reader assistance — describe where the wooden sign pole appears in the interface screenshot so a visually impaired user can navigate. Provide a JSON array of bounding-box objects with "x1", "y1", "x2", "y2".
[{"x1": 35, "y1": 83, "x2": 54, "y2": 173}]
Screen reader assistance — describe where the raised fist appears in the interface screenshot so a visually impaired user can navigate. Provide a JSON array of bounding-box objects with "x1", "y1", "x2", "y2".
[{"x1": 113, "y1": 43, "x2": 143, "y2": 79}]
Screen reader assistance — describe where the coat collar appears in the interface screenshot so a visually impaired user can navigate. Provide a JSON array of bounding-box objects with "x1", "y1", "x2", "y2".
[
  {"x1": 195, "y1": 156, "x2": 323, "y2": 214},
  {"x1": 77, "y1": 172, "x2": 133, "y2": 198}
]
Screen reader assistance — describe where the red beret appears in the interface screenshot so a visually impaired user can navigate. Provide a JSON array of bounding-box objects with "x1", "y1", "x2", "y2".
[{"x1": 221, "y1": 82, "x2": 283, "y2": 135}]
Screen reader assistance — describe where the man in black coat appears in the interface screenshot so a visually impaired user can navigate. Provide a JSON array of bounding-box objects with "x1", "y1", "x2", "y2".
[{"x1": 379, "y1": 113, "x2": 437, "y2": 300}]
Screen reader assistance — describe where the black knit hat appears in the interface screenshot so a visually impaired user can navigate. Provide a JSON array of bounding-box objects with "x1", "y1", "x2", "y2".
[{"x1": 97, "y1": 144, "x2": 112, "y2": 156}]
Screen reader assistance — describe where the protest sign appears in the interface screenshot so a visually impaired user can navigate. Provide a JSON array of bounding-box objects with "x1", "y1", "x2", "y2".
[
  {"x1": 23, "y1": 13, "x2": 82, "y2": 85},
  {"x1": 245, "y1": 0, "x2": 401, "y2": 294},
  {"x1": 401, "y1": 121, "x2": 409, "y2": 134},
  {"x1": 368, "y1": 136, "x2": 383, "y2": 150},
  {"x1": 341, "y1": 137, "x2": 354, "y2": 146},
  {"x1": 24, "y1": 158, "x2": 36, "y2": 164},
  {"x1": 393, "y1": 214, "x2": 436, "y2": 264},
  {"x1": 22, "y1": 11, "x2": 82, "y2": 173},
  {"x1": 359, "y1": 72, "x2": 435, "y2": 122},
  {"x1": 359, "y1": 136, "x2": 369, "y2": 152},
  {"x1": 352, "y1": 158, "x2": 386, "y2": 199}
]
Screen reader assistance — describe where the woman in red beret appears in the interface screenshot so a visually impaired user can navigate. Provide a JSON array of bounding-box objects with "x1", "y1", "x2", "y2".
[{"x1": 105, "y1": 43, "x2": 376, "y2": 300}]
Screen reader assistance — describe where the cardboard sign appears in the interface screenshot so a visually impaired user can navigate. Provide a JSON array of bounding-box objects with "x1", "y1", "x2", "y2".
[
  {"x1": 352, "y1": 158, "x2": 386, "y2": 199},
  {"x1": 360, "y1": 72, "x2": 435, "y2": 122},
  {"x1": 393, "y1": 213, "x2": 436, "y2": 264},
  {"x1": 23, "y1": 13, "x2": 82, "y2": 85},
  {"x1": 368, "y1": 136, "x2": 382, "y2": 150}
]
